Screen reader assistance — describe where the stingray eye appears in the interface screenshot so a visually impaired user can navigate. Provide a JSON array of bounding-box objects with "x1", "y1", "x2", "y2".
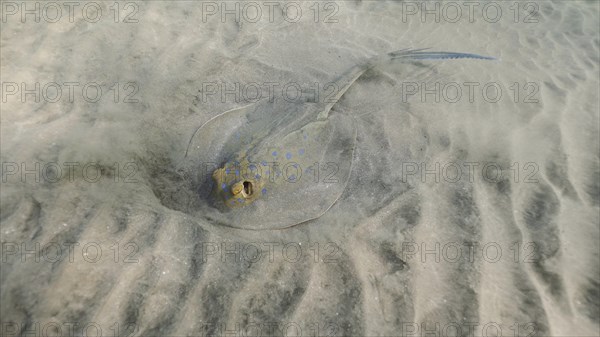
[
  {"x1": 214, "y1": 164, "x2": 264, "y2": 209},
  {"x1": 243, "y1": 181, "x2": 253, "y2": 196},
  {"x1": 229, "y1": 179, "x2": 259, "y2": 208},
  {"x1": 232, "y1": 180, "x2": 253, "y2": 198}
]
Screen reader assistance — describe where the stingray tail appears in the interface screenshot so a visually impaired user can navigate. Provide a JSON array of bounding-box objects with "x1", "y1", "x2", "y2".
[
  {"x1": 318, "y1": 48, "x2": 495, "y2": 120},
  {"x1": 387, "y1": 48, "x2": 496, "y2": 61}
]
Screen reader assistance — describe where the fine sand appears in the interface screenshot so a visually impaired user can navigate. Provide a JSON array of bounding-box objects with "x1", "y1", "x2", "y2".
[{"x1": 1, "y1": 1, "x2": 599, "y2": 336}]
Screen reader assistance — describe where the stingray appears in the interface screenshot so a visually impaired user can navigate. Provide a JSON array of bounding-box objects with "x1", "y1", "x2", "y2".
[{"x1": 182, "y1": 49, "x2": 494, "y2": 230}]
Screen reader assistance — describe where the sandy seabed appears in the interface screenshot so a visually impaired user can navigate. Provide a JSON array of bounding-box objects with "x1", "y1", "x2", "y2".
[{"x1": 1, "y1": 1, "x2": 599, "y2": 336}]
